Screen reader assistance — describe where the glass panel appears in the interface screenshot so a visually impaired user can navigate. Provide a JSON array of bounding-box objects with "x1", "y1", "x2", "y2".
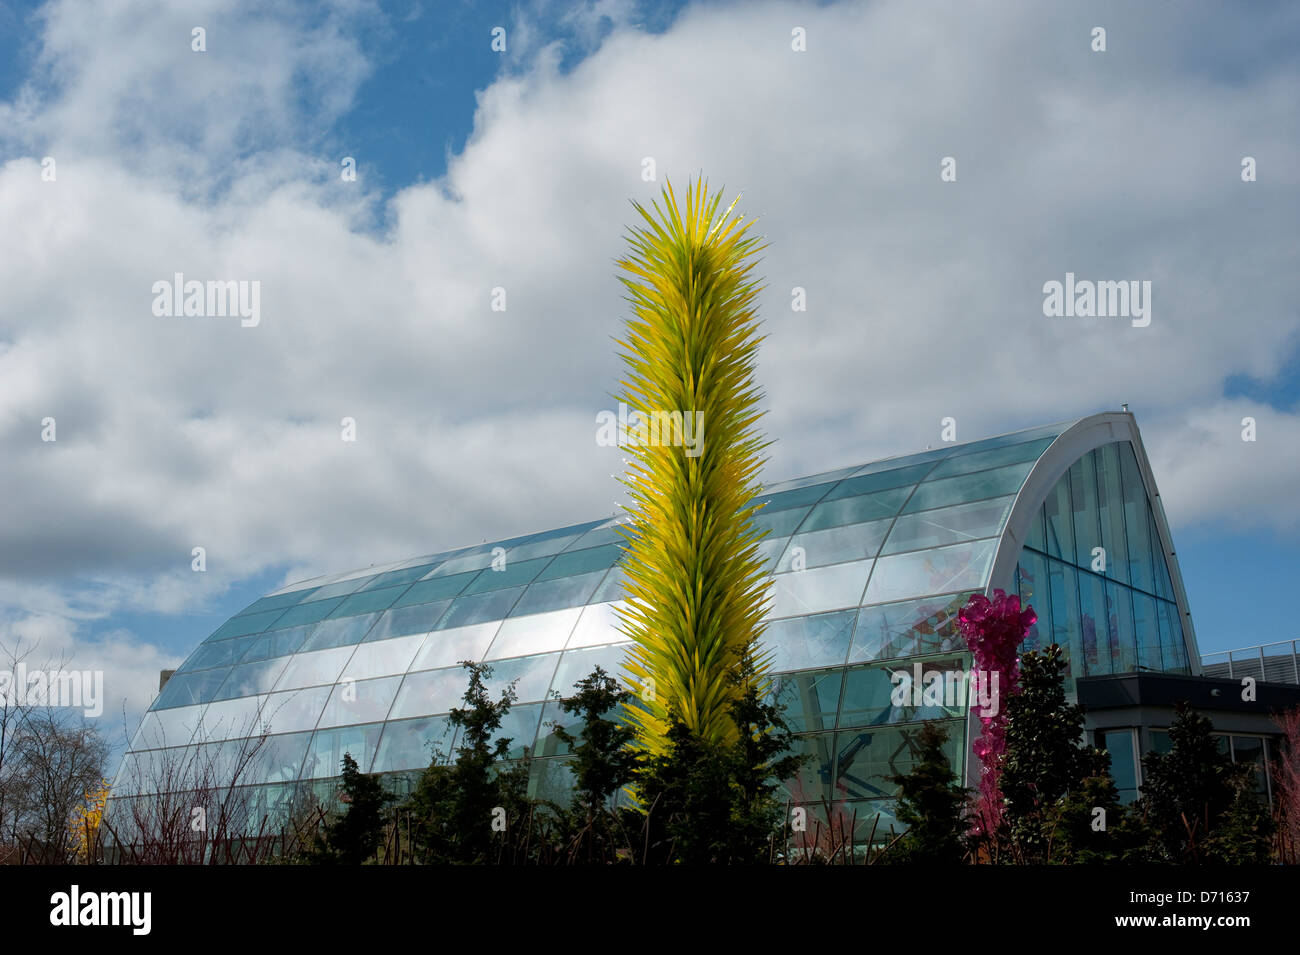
[
  {"x1": 902, "y1": 462, "x2": 1034, "y2": 514},
  {"x1": 317, "y1": 676, "x2": 403, "y2": 729},
  {"x1": 235, "y1": 633, "x2": 278, "y2": 664},
  {"x1": 825, "y1": 462, "x2": 934, "y2": 499},
  {"x1": 589, "y1": 565, "x2": 629, "y2": 604},
  {"x1": 1101, "y1": 729, "x2": 1138, "y2": 802},
  {"x1": 485, "y1": 608, "x2": 583, "y2": 659},
  {"x1": 213, "y1": 658, "x2": 290, "y2": 701},
  {"x1": 185, "y1": 640, "x2": 241, "y2": 671},
  {"x1": 329, "y1": 585, "x2": 410, "y2": 617},
  {"x1": 926, "y1": 437, "x2": 1054, "y2": 479},
  {"x1": 390, "y1": 667, "x2": 471, "y2": 720},
  {"x1": 423, "y1": 548, "x2": 496, "y2": 578},
  {"x1": 373, "y1": 716, "x2": 454, "y2": 773},
  {"x1": 208, "y1": 608, "x2": 287, "y2": 641},
  {"x1": 194, "y1": 695, "x2": 270, "y2": 741},
  {"x1": 1024, "y1": 497, "x2": 1047, "y2": 552},
  {"x1": 534, "y1": 544, "x2": 623, "y2": 581},
  {"x1": 881, "y1": 497, "x2": 1013, "y2": 555},
  {"x1": 1157, "y1": 601, "x2": 1188, "y2": 672},
  {"x1": 131, "y1": 705, "x2": 207, "y2": 751},
  {"x1": 409, "y1": 621, "x2": 500, "y2": 671},
  {"x1": 341, "y1": 634, "x2": 427, "y2": 681},
  {"x1": 301, "y1": 723, "x2": 384, "y2": 778},
  {"x1": 802, "y1": 488, "x2": 911, "y2": 531},
  {"x1": 245, "y1": 731, "x2": 313, "y2": 786},
  {"x1": 268, "y1": 625, "x2": 313, "y2": 658},
  {"x1": 756, "y1": 537, "x2": 789, "y2": 575},
  {"x1": 270, "y1": 597, "x2": 347, "y2": 630},
  {"x1": 293, "y1": 576, "x2": 374, "y2": 602},
  {"x1": 778, "y1": 733, "x2": 838, "y2": 806},
  {"x1": 1107, "y1": 581, "x2": 1137, "y2": 673},
  {"x1": 778, "y1": 519, "x2": 891, "y2": 571},
  {"x1": 366, "y1": 600, "x2": 451, "y2": 642},
  {"x1": 393, "y1": 572, "x2": 480, "y2": 607},
  {"x1": 849, "y1": 593, "x2": 967, "y2": 664},
  {"x1": 301, "y1": 612, "x2": 382, "y2": 652},
  {"x1": 759, "y1": 610, "x2": 855, "y2": 672},
  {"x1": 1048, "y1": 558, "x2": 1083, "y2": 677},
  {"x1": 752, "y1": 484, "x2": 835, "y2": 513},
  {"x1": 196, "y1": 738, "x2": 267, "y2": 789},
  {"x1": 1151, "y1": 512, "x2": 1176, "y2": 601},
  {"x1": 566, "y1": 602, "x2": 628, "y2": 649},
  {"x1": 769, "y1": 560, "x2": 872, "y2": 617},
  {"x1": 765, "y1": 464, "x2": 861, "y2": 492},
  {"x1": 502, "y1": 532, "x2": 586, "y2": 563},
  {"x1": 154, "y1": 668, "x2": 232, "y2": 709},
  {"x1": 839, "y1": 660, "x2": 965, "y2": 729},
  {"x1": 1078, "y1": 570, "x2": 1109, "y2": 675},
  {"x1": 358, "y1": 564, "x2": 438, "y2": 592},
  {"x1": 749, "y1": 506, "x2": 812, "y2": 538},
  {"x1": 565, "y1": 520, "x2": 630, "y2": 551},
  {"x1": 1132, "y1": 592, "x2": 1160, "y2": 671},
  {"x1": 1095, "y1": 443, "x2": 1131, "y2": 587},
  {"x1": 435, "y1": 587, "x2": 525, "y2": 629},
  {"x1": 484, "y1": 652, "x2": 562, "y2": 703},
  {"x1": 769, "y1": 669, "x2": 843, "y2": 733},
  {"x1": 551, "y1": 643, "x2": 633, "y2": 699},
  {"x1": 1070, "y1": 452, "x2": 1102, "y2": 572},
  {"x1": 534, "y1": 702, "x2": 584, "y2": 758},
  {"x1": 510, "y1": 571, "x2": 605, "y2": 615},
  {"x1": 459, "y1": 557, "x2": 551, "y2": 595},
  {"x1": 271, "y1": 646, "x2": 355, "y2": 691},
  {"x1": 235, "y1": 587, "x2": 321, "y2": 617},
  {"x1": 1119, "y1": 443, "x2": 1156, "y2": 595},
  {"x1": 863, "y1": 539, "x2": 995, "y2": 605},
  {"x1": 262, "y1": 685, "x2": 333, "y2": 734},
  {"x1": 1016, "y1": 549, "x2": 1050, "y2": 653},
  {"x1": 835, "y1": 721, "x2": 964, "y2": 801},
  {"x1": 111, "y1": 752, "x2": 158, "y2": 797},
  {"x1": 1042, "y1": 467, "x2": 1075, "y2": 562},
  {"x1": 495, "y1": 702, "x2": 544, "y2": 759}
]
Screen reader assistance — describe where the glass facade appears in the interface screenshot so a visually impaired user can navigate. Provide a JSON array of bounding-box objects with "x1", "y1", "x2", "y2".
[
  {"x1": 1014, "y1": 441, "x2": 1191, "y2": 686},
  {"x1": 107, "y1": 416, "x2": 1198, "y2": 842}
]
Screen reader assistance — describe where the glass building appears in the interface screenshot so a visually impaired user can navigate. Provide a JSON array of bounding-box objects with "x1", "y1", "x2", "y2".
[{"x1": 106, "y1": 410, "x2": 1209, "y2": 842}]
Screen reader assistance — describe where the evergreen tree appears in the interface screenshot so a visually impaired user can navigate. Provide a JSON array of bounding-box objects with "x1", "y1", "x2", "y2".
[
  {"x1": 886, "y1": 721, "x2": 967, "y2": 864},
  {"x1": 1049, "y1": 770, "x2": 1127, "y2": 864},
  {"x1": 550, "y1": 666, "x2": 640, "y2": 862},
  {"x1": 1136, "y1": 701, "x2": 1272, "y2": 864},
  {"x1": 1001, "y1": 643, "x2": 1113, "y2": 863},
  {"x1": 406, "y1": 660, "x2": 532, "y2": 864},
  {"x1": 1204, "y1": 764, "x2": 1272, "y2": 864},
  {"x1": 633, "y1": 652, "x2": 804, "y2": 864},
  {"x1": 723, "y1": 652, "x2": 807, "y2": 863},
  {"x1": 304, "y1": 752, "x2": 392, "y2": 865}
]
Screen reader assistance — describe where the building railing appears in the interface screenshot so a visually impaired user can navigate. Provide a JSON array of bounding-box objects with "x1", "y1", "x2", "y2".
[{"x1": 1200, "y1": 640, "x2": 1300, "y2": 686}]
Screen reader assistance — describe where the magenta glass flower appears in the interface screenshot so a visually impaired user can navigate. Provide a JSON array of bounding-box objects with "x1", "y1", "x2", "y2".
[{"x1": 957, "y1": 588, "x2": 1036, "y2": 836}]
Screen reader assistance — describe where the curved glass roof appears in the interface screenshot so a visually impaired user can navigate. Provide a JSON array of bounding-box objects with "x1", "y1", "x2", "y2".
[{"x1": 114, "y1": 415, "x2": 1198, "y2": 838}]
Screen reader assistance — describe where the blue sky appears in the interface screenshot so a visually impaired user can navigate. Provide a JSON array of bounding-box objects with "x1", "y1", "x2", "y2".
[{"x1": 0, "y1": 0, "x2": 1297, "y2": 758}]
